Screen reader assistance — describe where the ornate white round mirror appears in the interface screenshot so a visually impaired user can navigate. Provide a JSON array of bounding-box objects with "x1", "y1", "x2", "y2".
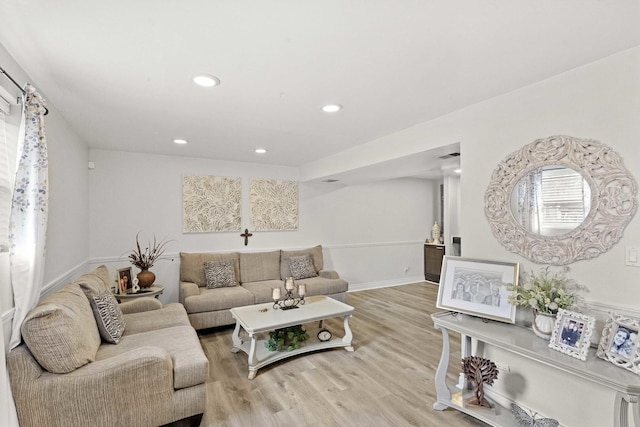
[{"x1": 485, "y1": 135, "x2": 637, "y2": 265}]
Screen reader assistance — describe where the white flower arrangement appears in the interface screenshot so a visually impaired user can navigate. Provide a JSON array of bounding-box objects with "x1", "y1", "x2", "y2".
[{"x1": 507, "y1": 266, "x2": 588, "y2": 315}]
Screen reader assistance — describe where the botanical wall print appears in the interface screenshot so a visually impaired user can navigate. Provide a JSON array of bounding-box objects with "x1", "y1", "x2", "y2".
[
  {"x1": 183, "y1": 175, "x2": 241, "y2": 233},
  {"x1": 250, "y1": 179, "x2": 298, "y2": 231}
]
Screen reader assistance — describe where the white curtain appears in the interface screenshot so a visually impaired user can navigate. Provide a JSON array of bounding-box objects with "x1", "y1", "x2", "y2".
[
  {"x1": 1, "y1": 109, "x2": 20, "y2": 427},
  {"x1": 9, "y1": 85, "x2": 48, "y2": 349},
  {"x1": 515, "y1": 168, "x2": 543, "y2": 235}
]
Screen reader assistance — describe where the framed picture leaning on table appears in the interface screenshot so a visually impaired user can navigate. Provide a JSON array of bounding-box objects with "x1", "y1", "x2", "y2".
[
  {"x1": 597, "y1": 312, "x2": 640, "y2": 375},
  {"x1": 436, "y1": 256, "x2": 519, "y2": 324},
  {"x1": 548, "y1": 309, "x2": 595, "y2": 361},
  {"x1": 116, "y1": 267, "x2": 133, "y2": 295}
]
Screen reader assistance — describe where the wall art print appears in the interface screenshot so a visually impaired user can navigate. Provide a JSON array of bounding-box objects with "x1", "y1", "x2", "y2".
[
  {"x1": 183, "y1": 175, "x2": 241, "y2": 233},
  {"x1": 250, "y1": 179, "x2": 298, "y2": 231}
]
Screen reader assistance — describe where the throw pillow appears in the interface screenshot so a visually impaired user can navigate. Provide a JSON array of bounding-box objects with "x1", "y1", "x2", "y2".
[
  {"x1": 204, "y1": 260, "x2": 237, "y2": 288},
  {"x1": 90, "y1": 292, "x2": 126, "y2": 344},
  {"x1": 288, "y1": 255, "x2": 318, "y2": 280}
]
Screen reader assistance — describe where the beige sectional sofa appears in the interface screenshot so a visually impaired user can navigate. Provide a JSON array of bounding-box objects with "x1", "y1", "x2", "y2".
[
  {"x1": 180, "y1": 245, "x2": 349, "y2": 330},
  {"x1": 7, "y1": 265, "x2": 209, "y2": 427}
]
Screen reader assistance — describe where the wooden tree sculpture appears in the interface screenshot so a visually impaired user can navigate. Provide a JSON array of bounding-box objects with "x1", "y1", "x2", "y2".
[{"x1": 461, "y1": 356, "x2": 499, "y2": 408}]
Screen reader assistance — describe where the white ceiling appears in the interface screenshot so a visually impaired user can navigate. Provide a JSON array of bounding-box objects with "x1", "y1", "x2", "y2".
[{"x1": 0, "y1": 1, "x2": 639, "y2": 179}]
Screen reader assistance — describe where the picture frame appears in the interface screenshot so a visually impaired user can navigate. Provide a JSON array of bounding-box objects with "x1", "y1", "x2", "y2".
[
  {"x1": 116, "y1": 267, "x2": 133, "y2": 295},
  {"x1": 596, "y1": 312, "x2": 640, "y2": 375},
  {"x1": 548, "y1": 309, "x2": 595, "y2": 360},
  {"x1": 436, "y1": 256, "x2": 519, "y2": 324}
]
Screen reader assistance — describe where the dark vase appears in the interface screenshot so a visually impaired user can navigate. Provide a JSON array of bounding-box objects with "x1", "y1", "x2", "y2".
[{"x1": 136, "y1": 269, "x2": 156, "y2": 288}]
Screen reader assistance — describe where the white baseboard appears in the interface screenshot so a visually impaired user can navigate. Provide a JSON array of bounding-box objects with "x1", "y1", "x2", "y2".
[{"x1": 348, "y1": 276, "x2": 426, "y2": 292}]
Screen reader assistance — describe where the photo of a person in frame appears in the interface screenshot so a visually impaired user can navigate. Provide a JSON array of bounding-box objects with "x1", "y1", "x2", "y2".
[
  {"x1": 561, "y1": 319, "x2": 582, "y2": 347},
  {"x1": 609, "y1": 325, "x2": 637, "y2": 359},
  {"x1": 119, "y1": 269, "x2": 133, "y2": 294}
]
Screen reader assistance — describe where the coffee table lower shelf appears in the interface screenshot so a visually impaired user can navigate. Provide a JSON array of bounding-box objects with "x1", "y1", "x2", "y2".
[{"x1": 232, "y1": 329, "x2": 354, "y2": 379}]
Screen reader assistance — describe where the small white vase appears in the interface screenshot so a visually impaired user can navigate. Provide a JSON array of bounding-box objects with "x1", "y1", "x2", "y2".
[
  {"x1": 431, "y1": 222, "x2": 441, "y2": 242},
  {"x1": 532, "y1": 309, "x2": 556, "y2": 340}
]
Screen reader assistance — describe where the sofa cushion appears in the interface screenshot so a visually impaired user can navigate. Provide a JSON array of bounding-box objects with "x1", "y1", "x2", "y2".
[
  {"x1": 296, "y1": 276, "x2": 349, "y2": 296},
  {"x1": 183, "y1": 286, "x2": 255, "y2": 314},
  {"x1": 288, "y1": 254, "x2": 318, "y2": 280},
  {"x1": 240, "y1": 250, "x2": 281, "y2": 283},
  {"x1": 21, "y1": 283, "x2": 101, "y2": 374},
  {"x1": 90, "y1": 292, "x2": 126, "y2": 344},
  {"x1": 95, "y1": 325, "x2": 209, "y2": 390},
  {"x1": 77, "y1": 265, "x2": 114, "y2": 298},
  {"x1": 123, "y1": 303, "x2": 191, "y2": 336},
  {"x1": 241, "y1": 280, "x2": 286, "y2": 304},
  {"x1": 180, "y1": 252, "x2": 239, "y2": 287},
  {"x1": 280, "y1": 245, "x2": 324, "y2": 279},
  {"x1": 204, "y1": 260, "x2": 238, "y2": 288}
]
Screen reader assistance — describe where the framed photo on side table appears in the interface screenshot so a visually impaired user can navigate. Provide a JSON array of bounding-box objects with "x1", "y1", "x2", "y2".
[
  {"x1": 548, "y1": 309, "x2": 595, "y2": 360},
  {"x1": 596, "y1": 313, "x2": 640, "y2": 375},
  {"x1": 116, "y1": 267, "x2": 133, "y2": 295},
  {"x1": 436, "y1": 256, "x2": 519, "y2": 324}
]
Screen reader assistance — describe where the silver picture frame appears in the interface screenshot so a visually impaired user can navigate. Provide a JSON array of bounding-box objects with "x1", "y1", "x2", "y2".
[{"x1": 436, "y1": 256, "x2": 519, "y2": 324}]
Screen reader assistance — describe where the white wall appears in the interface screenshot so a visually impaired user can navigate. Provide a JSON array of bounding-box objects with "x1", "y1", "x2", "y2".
[
  {"x1": 307, "y1": 46, "x2": 640, "y2": 426},
  {"x1": 88, "y1": 149, "x2": 435, "y2": 302}
]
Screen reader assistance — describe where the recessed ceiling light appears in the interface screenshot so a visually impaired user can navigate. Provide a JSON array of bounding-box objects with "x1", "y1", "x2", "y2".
[
  {"x1": 173, "y1": 139, "x2": 188, "y2": 145},
  {"x1": 255, "y1": 148, "x2": 267, "y2": 154},
  {"x1": 322, "y1": 104, "x2": 342, "y2": 113},
  {"x1": 193, "y1": 74, "x2": 220, "y2": 87}
]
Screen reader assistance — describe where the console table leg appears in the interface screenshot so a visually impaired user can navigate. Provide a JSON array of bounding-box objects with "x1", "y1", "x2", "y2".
[
  {"x1": 614, "y1": 391, "x2": 639, "y2": 427},
  {"x1": 433, "y1": 325, "x2": 451, "y2": 410}
]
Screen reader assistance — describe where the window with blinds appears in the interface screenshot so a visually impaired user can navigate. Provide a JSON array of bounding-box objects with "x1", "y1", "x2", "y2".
[{"x1": 540, "y1": 167, "x2": 591, "y2": 233}]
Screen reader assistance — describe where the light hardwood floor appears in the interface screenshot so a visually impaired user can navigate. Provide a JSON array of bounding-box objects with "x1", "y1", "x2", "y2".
[{"x1": 182, "y1": 283, "x2": 489, "y2": 427}]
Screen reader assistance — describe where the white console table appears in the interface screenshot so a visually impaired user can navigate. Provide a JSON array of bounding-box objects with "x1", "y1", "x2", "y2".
[{"x1": 432, "y1": 311, "x2": 640, "y2": 427}]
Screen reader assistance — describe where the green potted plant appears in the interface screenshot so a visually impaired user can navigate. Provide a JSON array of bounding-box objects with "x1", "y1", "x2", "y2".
[
  {"x1": 507, "y1": 266, "x2": 588, "y2": 339},
  {"x1": 264, "y1": 325, "x2": 309, "y2": 352}
]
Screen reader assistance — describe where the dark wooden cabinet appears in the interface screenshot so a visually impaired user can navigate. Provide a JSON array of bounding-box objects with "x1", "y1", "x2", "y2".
[{"x1": 424, "y1": 244, "x2": 445, "y2": 283}]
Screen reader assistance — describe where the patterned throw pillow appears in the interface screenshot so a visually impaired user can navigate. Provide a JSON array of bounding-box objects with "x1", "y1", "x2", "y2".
[
  {"x1": 90, "y1": 292, "x2": 126, "y2": 344},
  {"x1": 288, "y1": 255, "x2": 318, "y2": 280},
  {"x1": 204, "y1": 260, "x2": 237, "y2": 288}
]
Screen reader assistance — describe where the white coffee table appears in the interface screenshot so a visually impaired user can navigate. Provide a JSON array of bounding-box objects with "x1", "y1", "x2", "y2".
[{"x1": 230, "y1": 295, "x2": 354, "y2": 379}]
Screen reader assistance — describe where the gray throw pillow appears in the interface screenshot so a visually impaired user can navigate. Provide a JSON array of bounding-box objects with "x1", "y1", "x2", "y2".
[
  {"x1": 90, "y1": 292, "x2": 126, "y2": 344},
  {"x1": 204, "y1": 260, "x2": 237, "y2": 288},
  {"x1": 288, "y1": 255, "x2": 318, "y2": 280}
]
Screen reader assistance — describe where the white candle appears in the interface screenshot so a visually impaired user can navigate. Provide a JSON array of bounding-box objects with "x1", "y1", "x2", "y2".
[
  {"x1": 272, "y1": 288, "x2": 281, "y2": 300},
  {"x1": 285, "y1": 277, "x2": 295, "y2": 290},
  {"x1": 298, "y1": 283, "x2": 306, "y2": 296}
]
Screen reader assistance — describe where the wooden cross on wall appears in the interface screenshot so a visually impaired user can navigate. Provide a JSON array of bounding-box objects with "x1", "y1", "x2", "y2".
[{"x1": 240, "y1": 229, "x2": 253, "y2": 246}]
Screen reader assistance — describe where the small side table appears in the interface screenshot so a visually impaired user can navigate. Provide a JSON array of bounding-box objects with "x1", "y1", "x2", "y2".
[{"x1": 115, "y1": 285, "x2": 164, "y2": 302}]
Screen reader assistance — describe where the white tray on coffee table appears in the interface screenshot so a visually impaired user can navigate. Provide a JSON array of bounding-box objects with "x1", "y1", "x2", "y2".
[{"x1": 230, "y1": 295, "x2": 355, "y2": 379}]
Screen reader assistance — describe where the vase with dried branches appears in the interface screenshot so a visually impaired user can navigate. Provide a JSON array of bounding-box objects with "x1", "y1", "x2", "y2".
[{"x1": 128, "y1": 232, "x2": 171, "y2": 288}]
